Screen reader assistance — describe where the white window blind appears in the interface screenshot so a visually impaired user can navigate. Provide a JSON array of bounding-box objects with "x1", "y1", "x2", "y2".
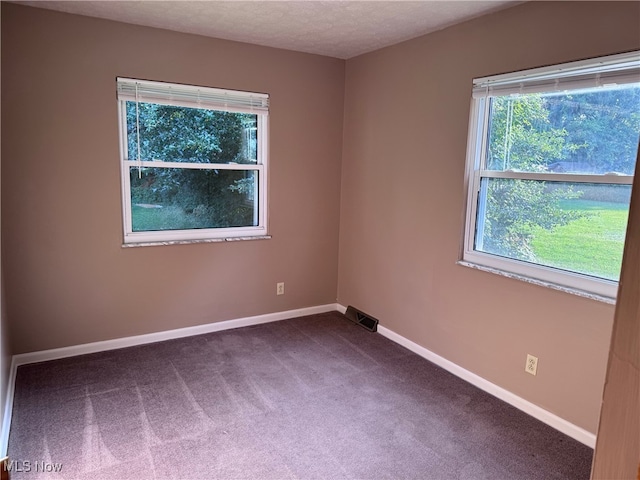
[
  {"x1": 116, "y1": 77, "x2": 269, "y2": 115},
  {"x1": 473, "y1": 50, "x2": 640, "y2": 98}
]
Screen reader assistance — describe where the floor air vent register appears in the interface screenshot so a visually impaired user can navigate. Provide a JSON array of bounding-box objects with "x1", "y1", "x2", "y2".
[{"x1": 344, "y1": 306, "x2": 379, "y2": 332}]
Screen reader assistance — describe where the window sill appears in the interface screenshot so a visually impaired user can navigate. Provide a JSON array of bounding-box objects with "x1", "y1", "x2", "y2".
[
  {"x1": 122, "y1": 235, "x2": 272, "y2": 248},
  {"x1": 457, "y1": 260, "x2": 616, "y2": 305}
]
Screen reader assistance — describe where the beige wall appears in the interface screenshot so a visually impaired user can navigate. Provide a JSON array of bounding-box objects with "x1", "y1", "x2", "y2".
[
  {"x1": 338, "y1": 1, "x2": 640, "y2": 434},
  {"x1": 0, "y1": 3, "x2": 10, "y2": 452},
  {"x1": 1, "y1": 4, "x2": 345, "y2": 354},
  {"x1": 2, "y1": 0, "x2": 639, "y2": 439}
]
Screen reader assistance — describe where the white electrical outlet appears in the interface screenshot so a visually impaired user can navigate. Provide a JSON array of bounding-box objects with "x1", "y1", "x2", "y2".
[
  {"x1": 525, "y1": 354, "x2": 538, "y2": 376},
  {"x1": 276, "y1": 282, "x2": 285, "y2": 295}
]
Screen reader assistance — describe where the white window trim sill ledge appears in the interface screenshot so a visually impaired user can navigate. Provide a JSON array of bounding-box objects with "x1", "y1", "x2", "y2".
[
  {"x1": 122, "y1": 235, "x2": 272, "y2": 248},
  {"x1": 457, "y1": 261, "x2": 616, "y2": 305}
]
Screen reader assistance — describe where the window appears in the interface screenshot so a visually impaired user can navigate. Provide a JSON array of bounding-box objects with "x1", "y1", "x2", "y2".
[
  {"x1": 462, "y1": 52, "x2": 640, "y2": 299},
  {"x1": 117, "y1": 78, "x2": 269, "y2": 244}
]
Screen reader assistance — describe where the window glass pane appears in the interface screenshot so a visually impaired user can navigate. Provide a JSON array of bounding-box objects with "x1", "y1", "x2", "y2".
[
  {"x1": 130, "y1": 167, "x2": 258, "y2": 231},
  {"x1": 475, "y1": 178, "x2": 631, "y2": 281},
  {"x1": 486, "y1": 84, "x2": 640, "y2": 174},
  {"x1": 126, "y1": 102, "x2": 258, "y2": 164}
]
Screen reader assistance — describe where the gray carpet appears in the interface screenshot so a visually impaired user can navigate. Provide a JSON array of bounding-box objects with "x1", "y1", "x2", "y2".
[{"x1": 8, "y1": 312, "x2": 593, "y2": 479}]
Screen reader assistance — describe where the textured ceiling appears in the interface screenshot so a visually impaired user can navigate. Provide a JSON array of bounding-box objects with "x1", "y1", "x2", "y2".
[{"x1": 15, "y1": 1, "x2": 517, "y2": 59}]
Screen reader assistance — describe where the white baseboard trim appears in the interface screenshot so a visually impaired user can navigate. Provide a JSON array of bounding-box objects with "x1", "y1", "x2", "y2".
[
  {"x1": 0, "y1": 356, "x2": 17, "y2": 457},
  {"x1": 373, "y1": 321, "x2": 596, "y2": 447},
  {"x1": 12, "y1": 303, "x2": 339, "y2": 367},
  {"x1": 0, "y1": 303, "x2": 339, "y2": 456},
  {"x1": 2, "y1": 301, "x2": 595, "y2": 456}
]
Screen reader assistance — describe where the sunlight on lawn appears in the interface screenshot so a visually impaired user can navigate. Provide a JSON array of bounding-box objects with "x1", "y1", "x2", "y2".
[{"x1": 531, "y1": 200, "x2": 629, "y2": 281}]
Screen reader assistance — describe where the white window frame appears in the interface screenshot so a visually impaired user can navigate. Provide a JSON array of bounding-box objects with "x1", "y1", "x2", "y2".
[
  {"x1": 116, "y1": 78, "x2": 269, "y2": 244},
  {"x1": 462, "y1": 51, "x2": 640, "y2": 299}
]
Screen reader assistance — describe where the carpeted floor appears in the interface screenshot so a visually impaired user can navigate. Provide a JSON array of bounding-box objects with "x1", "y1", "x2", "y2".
[{"x1": 8, "y1": 312, "x2": 593, "y2": 479}]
